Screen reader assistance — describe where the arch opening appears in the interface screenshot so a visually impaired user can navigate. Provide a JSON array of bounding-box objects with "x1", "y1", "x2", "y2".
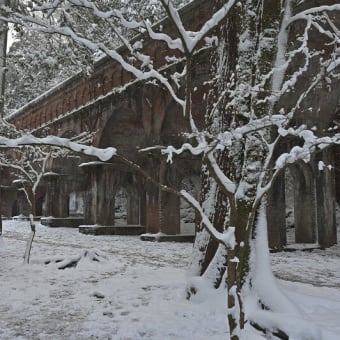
[
  {"x1": 115, "y1": 188, "x2": 128, "y2": 226},
  {"x1": 69, "y1": 191, "x2": 84, "y2": 217},
  {"x1": 180, "y1": 176, "x2": 200, "y2": 235},
  {"x1": 285, "y1": 163, "x2": 317, "y2": 245}
]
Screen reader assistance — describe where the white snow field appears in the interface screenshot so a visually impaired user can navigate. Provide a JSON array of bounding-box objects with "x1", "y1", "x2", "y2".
[{"x1": 0, "y1": 220, "x2": 340, "y2": 340}]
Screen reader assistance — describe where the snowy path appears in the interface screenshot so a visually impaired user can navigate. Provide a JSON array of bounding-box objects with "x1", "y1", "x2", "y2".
[
  {"x1": 271, "y1": 247, "x2": 340, "y2": 288},
  {"x1": 1, "y1": 220, "x2": 340, "y2": 339},
  {"x1": 270, "y1": 226, "x2": 340, "y2": 288},
  {"x1": 0, "y1": 221, "x2": 228, "y2": 340}
]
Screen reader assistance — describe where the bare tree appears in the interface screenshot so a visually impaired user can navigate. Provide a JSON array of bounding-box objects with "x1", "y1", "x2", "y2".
[
  {"x1": 1, "y1": 146, "x2": 51, "y2": 263},
  {"x1": 0, "y1": 143, "x2": 79, "y2": 263},
  {"x1": 0, "y1": 127, "x2": 115, "y2": 262}
]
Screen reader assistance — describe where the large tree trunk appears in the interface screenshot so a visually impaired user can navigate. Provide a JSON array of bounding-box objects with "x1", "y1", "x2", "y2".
[
  {"x1": 227, "y1": 199, "x2": 259, "y2": 338},
  {"x1": 189, "y1": 163, "x2": 229, "y2": 287},
  {"x1": 190, "y1": 0, "x2": 281, "y2": 287},
  {"x1": 188, "y1": 0, "x2": 238, "y2": 289}
]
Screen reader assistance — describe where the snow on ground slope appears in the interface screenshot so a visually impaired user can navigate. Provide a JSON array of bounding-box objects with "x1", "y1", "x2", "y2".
[
  {"x1": 0, "y1": 221, "x2": 227, "y2": 340},
  {"x1": 0, "y1": 220, "x2": 340, "y2": 339}
]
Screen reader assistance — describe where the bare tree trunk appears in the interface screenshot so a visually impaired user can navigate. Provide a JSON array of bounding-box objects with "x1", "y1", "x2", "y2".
[
  {"x1": 188, "y1": 1, "x2": 237, "y2": 290},
  {"x1": 23, "y1": 219, "x2": 35, "y2": 264},
  {"x1": 23, "y1": 195, "x2": 36, "y2": 264}
]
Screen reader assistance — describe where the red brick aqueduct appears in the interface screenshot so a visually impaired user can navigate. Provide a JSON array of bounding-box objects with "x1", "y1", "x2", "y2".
[{"x1": 1, "y1": 0, "x2": 339, "y2": 248}]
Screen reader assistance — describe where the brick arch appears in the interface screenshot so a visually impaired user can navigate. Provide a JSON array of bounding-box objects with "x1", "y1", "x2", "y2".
[
  {"x1": 50, "y1": 102, "x2": 58, "y2": 120},
  {"x1": 44, "y1": 106, "x2": 51, "y2": 123},
  {"x1": 159, "y1": 100, "x2": 190, "y2": 146},
  {"x1": 72, "y1": 90, "x2": 78, "y2": 109},
  {"x1": 92, "y1": 74, "x2": 106, "y2": 97},
  {"x1": 80, "y1": 85, "x2": 90, "y2": 106},
  {"x1": 56, "y1": 111, "x2": 86, "y2": 137},
  {"x1": 101, "y1": 75, "x2": 109, "y2": 95},
  {"x1": 43, "y1": 154, "x2": 87, "y2": 220},
  {"x1": 118, "y1": 173, "x2": 144, "y2": 225},
  {"x1": 46, "y1": 128, "x2": 85, "y2": 175},
  {"x1": 156, "y1": 81, "x2": 205, "y2": 145},
  {"x1": 63, "y1": 93, "x2": 72, "y2": 113},
  {"x1": 137, "y1": 85, "x2": 175, "y2": 141},
  {"x1": 56, "y1": 101, "x2": 63, "y2": 117},
  {"x1": 96, "y1": 106, "x2": 146, "y2": 162}
]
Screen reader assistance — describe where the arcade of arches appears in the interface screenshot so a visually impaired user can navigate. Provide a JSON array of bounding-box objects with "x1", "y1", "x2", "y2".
[
  {"x1": 1, "y1": 101, "x2": 339, "y2": 249},
  {"x1": 1, "y1": 0, "x2": 339, "y2": 249}
]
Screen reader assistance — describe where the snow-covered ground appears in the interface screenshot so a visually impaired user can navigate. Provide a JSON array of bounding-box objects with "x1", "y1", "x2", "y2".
[{"x1": 0, "y1": 220, "x2": 340, "y2": 339}]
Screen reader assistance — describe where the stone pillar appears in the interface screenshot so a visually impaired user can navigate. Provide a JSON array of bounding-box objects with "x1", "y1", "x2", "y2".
[
  {"x1": 267, "y1": 171, "x2": 287, "y2": 249},
  {"x1": 139, "y1": 190, "x2": 147, "y2": 226},
  {"x1": 127, "y1": 188, "x2": 140, "y2": 225},
  {"x1": 145, "y1": 186, "x2": 161, "y2": 233},
  {"x1": 83, "y1": 167, "x2": 96, "y2": 224},
  {"x1": 43, "y1": 173, "x2": 69, "y2": 217},
  {"x1": 82, "y1": 163, "x2": 116, "y2": 226},
  {"x1": 43, "y1": 173, "x2": 59, "y2": 217},
  {"x1": 290, "y1": 164, "x2": 317, "y2": 243},
  {"x1": 316, "y1": 150, "x2": 337, "y2": 247},
  {"x1": 95, "y1": 166, "x2": 116, "y2": 226},
  {"x1": 56, "y1": 179, "x2": 70, "y2": 217},
  {"x1": 159, "y1": 160, "x2": 180, "y2": 235},
  {"x1": 144, "y1": 159, "x2": 161, "y2": 233},
  {"x1": 83, "y1": 162, "x2": 116, "y2": 226},
  {"x1": 160, "y1": 190, "x2": 180, "y2": 234}
]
